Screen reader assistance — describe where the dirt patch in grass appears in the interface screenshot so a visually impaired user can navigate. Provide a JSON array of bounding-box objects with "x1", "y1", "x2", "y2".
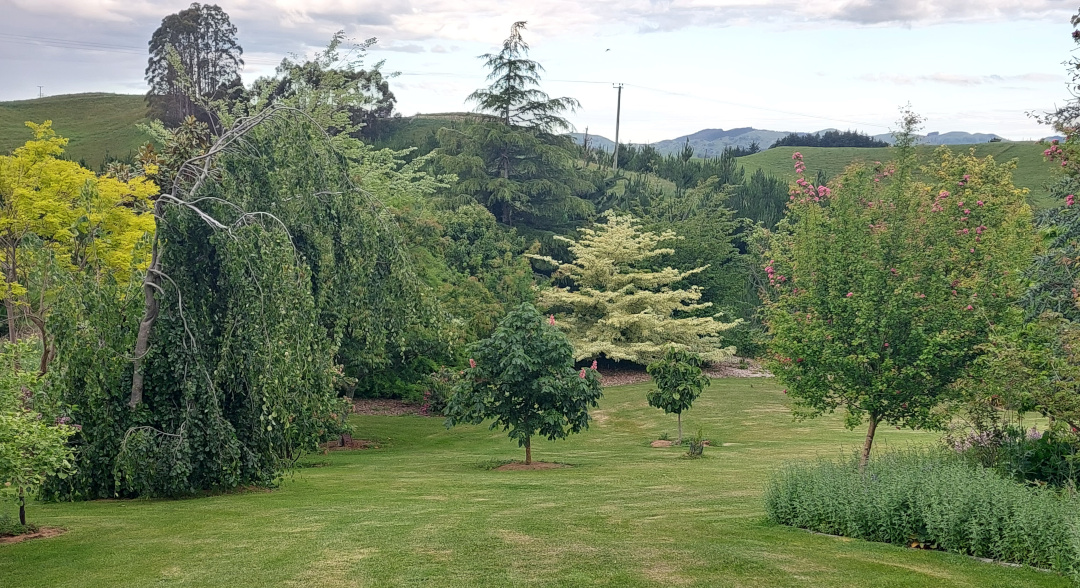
[
  {"x1": 651, "y1": 440, "x2": 674, "y2": 447},
  {"x1": 493, "y1": 461, "x2": 569, "y2": 471},
  {"x1": 320, "y1": 434, "x2": 381, "y2": 451},
  {"x1": 597, "y1": 358, "x2": 770, "y2": 387},
  {"x1": 705, "y1": 358, "x2": 771, "y2": 378},
  {"x1": 351, "y1": 398, "x2": 426, "y2": 416},
  {"x1": 0, "y1": 527, "x2": 66, "y2": 545}
]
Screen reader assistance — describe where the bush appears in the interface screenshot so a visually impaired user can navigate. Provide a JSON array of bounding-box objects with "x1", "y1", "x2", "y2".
[
  {"x1": 764, "y1": 450, "x2": 1080, "y2": 581},
  {"x1": 947, "y1": 425, "x2": 1080, "y2": 489}
]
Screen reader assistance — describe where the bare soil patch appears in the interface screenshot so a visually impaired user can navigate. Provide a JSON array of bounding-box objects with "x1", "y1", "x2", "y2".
[
  {"x1": 597, "y1": 358, "x2": 769, "y2": 387},
  {"x1": 651, "y1": 440, "x2": 674, "y2": 447},
  {"x1": 0, "y1": 527, "x2": 66, "y2": 545},
  {"x1": 493, "y1": 461, "x2": 569, "y2": 471},
  {"x1": 351, "y1": 398, "x2": 424, "y2": 416},
  {"x1": 319, "y1": 434, "x2": 381, "y2": 452}
]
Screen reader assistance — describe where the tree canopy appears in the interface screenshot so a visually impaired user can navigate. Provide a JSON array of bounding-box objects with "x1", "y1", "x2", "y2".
[
  {"x1": 145, "y1": 2, "x2": 244, "y2": 126},
  {"x1": 533, "y1": 212, "x2": 740, "y2": 364},
  {"x1": 444, "y1": 303, "x2": 602, "y2": 465},
  {"x1": 762, "y1": 121, "x2": 1035, "y2": 467}
]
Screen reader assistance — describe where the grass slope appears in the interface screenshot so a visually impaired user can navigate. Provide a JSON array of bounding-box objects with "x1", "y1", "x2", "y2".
[
  {"x1": 0, "y1": 93, "x2": 151, "y2": 171},
  {"x1": 739, "y1": 144, "x2": 1060, "y2": 208},
  {"x1": 0, "y1": 379, "x2": 1066, "y2": 587}
]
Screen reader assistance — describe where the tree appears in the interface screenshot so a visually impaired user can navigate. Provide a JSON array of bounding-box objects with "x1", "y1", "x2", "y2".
[
  {"x1": 646, "y1": 347, "x2": 710, "y2": 443},
  {"x1": 467, "y1": 21, "x2": 579, "y2": 132},
  {"x1": 532, "y1": 212, "x2": 740, "y2": 364},
  {"x1": 444, "y1": 303, "x2": 602, "y2": 465},
  {"x1": 433, "y1": 22, "x2": 593, "y2": 229},
  {"x1": 0, "y1": 122, "x2": 156, "y2": 374},
  {"x1": 0, "y1": 342, "x2": 74, "y2": 526},
  {"x1": 761, "y1": 115, "x2": 1035, "y2": 468},
  {"x1": 146, "y1": 3, "x2": 244, "y2": 127}
]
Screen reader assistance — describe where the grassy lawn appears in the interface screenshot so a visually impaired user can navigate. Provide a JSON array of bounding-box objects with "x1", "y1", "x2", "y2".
[
  {"x1": 738, "y1": 143, "x2": 1060, "y2": 208},
  {"x1": 0, "y1": 378, "x2": 1067, "y2": 587}
]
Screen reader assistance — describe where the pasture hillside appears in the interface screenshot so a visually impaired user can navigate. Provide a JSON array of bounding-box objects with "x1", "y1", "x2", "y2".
[
  {"x1": 739, "y1": 143, "x2": 1059, "y2": 208},
  {"x1": 0, "y1": 93, "x2": 151, "y2": 170}
]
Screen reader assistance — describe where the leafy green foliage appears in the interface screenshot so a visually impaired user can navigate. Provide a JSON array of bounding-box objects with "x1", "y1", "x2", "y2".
[
  {"x1": 770, "y1": 130, "x2": 889, "y2": 149},
  {"x1": 145, "y1": 2, "x2": 244, "y2": 126},
  {"x1": 765, "y1": 450, "x2": 1080, "y2": 581},
  {"x1": 0, "y1": 342, "x2": 75, "y2": 524},
  {"x1": 647, "y1": 347, "x2": 710, "y2": 443},
  {"x1": 762, "y1": 120, "x2": 1036, "y2": 466},
  {"x1": 444, "y1": 303, "x2": 602, "y2": 464},
  {"x1": 533, "y1": 212, "x2": 740, "y2": 364}
]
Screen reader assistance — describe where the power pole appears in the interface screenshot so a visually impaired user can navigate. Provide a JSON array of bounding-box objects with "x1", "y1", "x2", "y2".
[
  {"x1": 612, "y1": 83, "x2": 623, "y2": 172},
  {"x1": 37, "y1": 86, "x2": 43, "y2": 98}
]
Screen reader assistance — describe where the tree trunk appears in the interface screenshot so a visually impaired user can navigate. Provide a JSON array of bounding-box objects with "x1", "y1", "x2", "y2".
[
  {"x1": 28, "y1": 316, "x2": 50, "y2": 376},
  {"x1": 677, "y1": 412, "x2": 683, "y2": 445},
  {"x1": 524, "y1": 437, "x2": 532, "y2": 465},
  {"x1": 18, "y1": 487, "x2": 25, "y2": 526},
  {"x1": 5, "y1": 246, "x2": 20, "y2": 371},
  {"x1": 130, "y1": 200, "x2": 165, "y2": 408},
  {"x1": 860, "y1": 415, "x2": 880, "y2": 470}
]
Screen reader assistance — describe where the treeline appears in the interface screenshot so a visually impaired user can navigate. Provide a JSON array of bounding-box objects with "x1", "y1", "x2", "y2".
[{"x1": 770, "y1": 129, "x2": 888, "y2": 148}]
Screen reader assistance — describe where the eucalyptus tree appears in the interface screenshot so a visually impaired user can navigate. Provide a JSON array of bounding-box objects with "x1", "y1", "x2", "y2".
[{"x1": 145, "y1": 3, "x2": 244, "y2": 127}]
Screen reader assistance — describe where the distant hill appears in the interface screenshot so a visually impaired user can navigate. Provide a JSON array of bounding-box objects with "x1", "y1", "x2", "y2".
[
  {"x1": 739, "y1": 143, "x2": 1058, "y2": 208},
  {"x1": 572, "y1": 128, "x2": 1011, "y2": 157},
  {"x1": 0, "y1": 93, "x2": 151, "y2": 170}
]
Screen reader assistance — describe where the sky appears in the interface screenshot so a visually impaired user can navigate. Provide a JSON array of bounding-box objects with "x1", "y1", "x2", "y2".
[{"x1": 0, "y1": 0, "x2": 1077, "y2": 142}]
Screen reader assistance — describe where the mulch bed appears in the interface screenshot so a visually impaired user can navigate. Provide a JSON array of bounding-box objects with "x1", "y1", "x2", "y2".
[
  {"x1": 0, "y1": 527, "x2": 66, "y2": 545},
  {"x1": 597, "y1": 358, "x2": 770, "y2": 387},
  {"x1": 351, "y1": 398, "x2": 425, "y2": 416}
]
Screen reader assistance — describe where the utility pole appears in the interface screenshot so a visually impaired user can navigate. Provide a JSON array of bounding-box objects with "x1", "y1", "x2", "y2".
[
  {"x1": 37, "y1": 86, "x2": 43, "y2": 98},
  {"x1": 612, "y1": 83, "x2": 623, "y2": 172}
]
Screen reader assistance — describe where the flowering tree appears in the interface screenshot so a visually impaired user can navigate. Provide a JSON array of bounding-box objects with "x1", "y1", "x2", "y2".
[
  {"x1": 444, "y1": 303, "x2": 602, "y2": 464},
  {"x1": 762, "y1": 115, "x2": 1035, "y2": 467}
]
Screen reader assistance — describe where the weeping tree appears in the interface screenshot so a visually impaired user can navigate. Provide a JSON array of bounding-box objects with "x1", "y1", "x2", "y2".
[{"x1": 47, "y1": 107, "x2": 431, "y2": 498}]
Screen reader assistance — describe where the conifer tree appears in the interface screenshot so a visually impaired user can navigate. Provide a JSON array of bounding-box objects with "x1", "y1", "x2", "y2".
[{"x1": 532, "y1": 212, "x2": 740, "y2": 364}]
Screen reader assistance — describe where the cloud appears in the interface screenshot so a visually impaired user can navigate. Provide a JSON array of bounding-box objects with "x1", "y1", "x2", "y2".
[
  {"x1": 4, "y1": 0, "x2": 1073, "y2": 52},
  {"x1": 833, "y1": 0, "x2": 1067, "y2": 25},
  {"x1": 861, "y1": 72, "x2": 1063, "y2": 86}
]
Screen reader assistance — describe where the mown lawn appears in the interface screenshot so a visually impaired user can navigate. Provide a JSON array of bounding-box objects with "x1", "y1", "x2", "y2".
[{"x1": 0, "y1": 379, "x2": 1068, "y2": 587}]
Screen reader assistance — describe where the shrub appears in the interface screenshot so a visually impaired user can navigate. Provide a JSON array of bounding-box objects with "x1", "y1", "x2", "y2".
[
  {"x1": 764, "y1": 450, "x2": 1080, "y2": 581},
  {"x1": 948, "y1": 424, "x2": 1080, "y2": 489}
]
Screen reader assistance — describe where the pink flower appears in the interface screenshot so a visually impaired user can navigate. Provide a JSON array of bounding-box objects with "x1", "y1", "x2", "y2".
[
  {"x1": 884, "y1": 342, "x2": 889, "y2": 348},
  {"x1": 963, "y1": 174, "x2": 971, "y2": 180},
  {"x1": 939, "y1": 190, "x2": 950, "y2": 199},
  {"x1": 965, "y1": 305, "x2": 974, "y2": 310},
  {"x1": 469, "y1": 358, "x2": 476, "y2": 368},
  {"x1": 846, "y1": 292, "x2": 854, "y2": 298},
  {"x1": 1068, "y1": 194, "x2": 1076, "y2": 207},
  {"x1": 792, "y1": 152, "x2": 802, "y2": 160},
  {"x1": 549, "y1": 314, "x2": 555, "y2": 326},
  {"x1": 591, "y1": 360, "x2": 598, "y2": 370},
  {"x1": 963, "y1": 209, "x2": 970, "y2": 214},
  {"x1": 976, "y1": 200, "x2": 984, "y2": 206},
  {"x1": 579, "y1": 368, "x2": 586, "y2": 379}
]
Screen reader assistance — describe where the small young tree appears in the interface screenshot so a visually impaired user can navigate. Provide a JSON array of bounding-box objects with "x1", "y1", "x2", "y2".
[
  {"x1": 533, "y1": 212, "x2": 740, "y2": 364},
  {"x1": 762, "y1": 113, "x2": 1035, "y2": 468},
  {"x1": 444, "y1": 303, "x2": 602, "y2": 464},
  {"x1": 647, "y1": 347, "x2": 710, "y2": 443},
  {"x1": 0, "y1": 342, "x2": 74, "y2": 526}
]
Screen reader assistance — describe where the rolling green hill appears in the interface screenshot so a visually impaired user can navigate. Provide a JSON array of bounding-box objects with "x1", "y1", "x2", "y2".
[
  {"x1": 737, "y1": 143, "x2": 1060, "y2": 208},
  {"x1": 0, "y1": 93, "x2": 151, "y2": 171}
]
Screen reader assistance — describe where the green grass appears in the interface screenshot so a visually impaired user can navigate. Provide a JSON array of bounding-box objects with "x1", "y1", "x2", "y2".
[
  {"x1": 0, "y1": 379, "x2": 1068, "y2": 587},
  {"x1": 738, "y1": 144, "x2": 1061, "y2": 208},
  {"x1": 0, "y1": 93, "x2": 151, "y2": 171}
]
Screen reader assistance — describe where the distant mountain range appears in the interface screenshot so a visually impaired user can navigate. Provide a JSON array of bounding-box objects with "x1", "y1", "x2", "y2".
[{"x1": 570, "y1": 127, "x2": 1014, "y2": 157}]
